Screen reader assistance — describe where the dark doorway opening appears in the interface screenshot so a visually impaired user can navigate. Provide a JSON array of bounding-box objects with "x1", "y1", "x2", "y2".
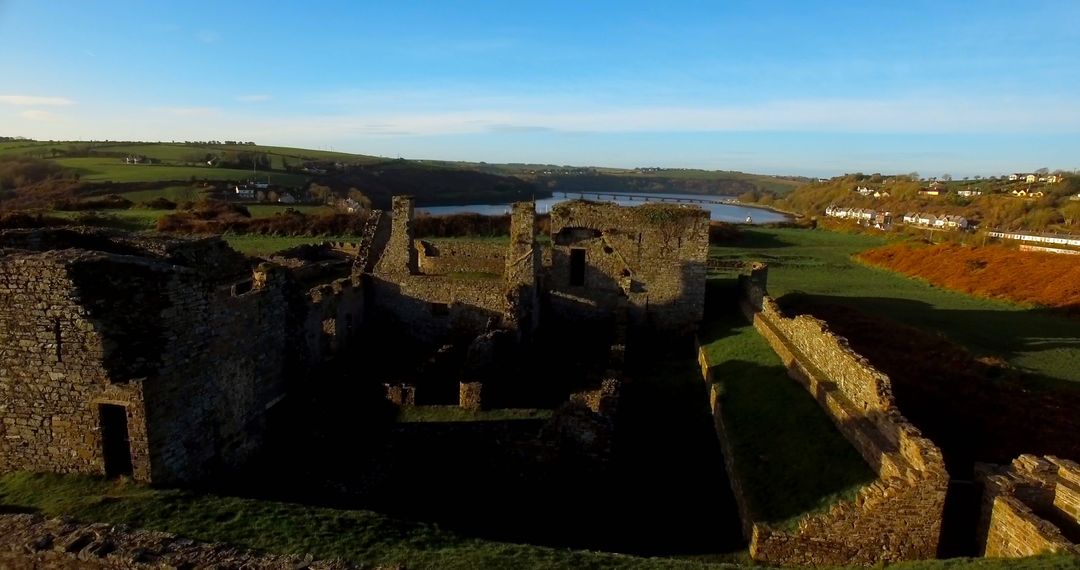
[
  {"x1": 569, "y1": 248, "x2": 586, "y2": 286},
  {"x1": 99, "y1": 404, "x2": 134, "y2": 478}
]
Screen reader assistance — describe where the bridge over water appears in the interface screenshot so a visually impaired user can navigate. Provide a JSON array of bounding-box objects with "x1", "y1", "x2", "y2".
[{"x1": 554, "y1": 191, "x2": 737, "y2": 205}]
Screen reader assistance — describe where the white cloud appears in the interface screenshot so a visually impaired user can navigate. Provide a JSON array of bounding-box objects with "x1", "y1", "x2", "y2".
[
  {"x1": 19, "y1": 110, "x2": 60, "y2": 121},
  {"x1": 155, "y1": 107, "x2": 219, "y2": 117},
  {"x1": 236, "y1": 94, "x2": 271, "y2": 102},
  {"x1": 0, "y1": 95, "x2": 74, "y2": 106}
]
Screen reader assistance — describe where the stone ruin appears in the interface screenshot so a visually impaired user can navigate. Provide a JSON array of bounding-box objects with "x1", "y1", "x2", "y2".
[
  {"x1": 0, "y1": 196, "x2": 709, "y2": 486},
  {"x1": 976, "y1": 455, "x2": 1080, "y2": 558}
]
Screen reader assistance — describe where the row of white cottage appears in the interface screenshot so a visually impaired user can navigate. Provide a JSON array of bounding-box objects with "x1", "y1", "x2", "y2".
[
  {"x1": 901, "y1": 212, "x2": 969, "y2": 230},
  {"x1": 824, "y1": 206, "x2": 969, "y2": 230}
]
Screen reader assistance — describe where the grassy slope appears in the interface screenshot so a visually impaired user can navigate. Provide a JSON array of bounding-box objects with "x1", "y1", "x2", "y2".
[
  {"x1": 0, "y1": 472, "x2": 1073, "y2": 569},
  {"x1": 53, "y1": 157, "x2": 309, "y2": 186},
  {"x1": 0, "y1": 472, "x2": 715, "y2": 570},
  {"x1": 710, "y1": 228, "x2": 1080, "y2": 384},
  {"x1": 699, "y1": 308, "x2": 875, "y2": 528},
  {"x1": 221, "y1": 234, "x2": 356, "y2": 256}
]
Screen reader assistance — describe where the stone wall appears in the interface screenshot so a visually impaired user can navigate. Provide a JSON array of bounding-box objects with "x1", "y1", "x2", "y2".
[
  {"x1": 976, "y1": 455, "x2": 1080, "y2": 558},
  {"x1": 369, "y1": 196, "x2": 513, "y2": 344},
  {"x1": 548, "y1": 200, "x2": 708, "y2": 332},
  {"x1": 0, "y1": 251, "x2": 154, "y2": 482},
  {"x1": 0, "y1": 513, "x2": 364, "y2": 569},
  {"x1": 417, "y1": 239, "x2": 506, "y2": 276},
  {"x1": 696, "y1": 268, "x2": 949, "y2": 566},
  {"x1": 0, "y1": 234, "x2": 292, "y2": 484},
  {"x1": 298, "y1": 276, "x2": 364, "y2": 366}
]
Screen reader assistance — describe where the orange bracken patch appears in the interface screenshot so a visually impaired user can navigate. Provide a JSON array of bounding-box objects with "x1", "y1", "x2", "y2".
[{"x1": 857, "y1": 243, "x2": 1080, "y2": 314}]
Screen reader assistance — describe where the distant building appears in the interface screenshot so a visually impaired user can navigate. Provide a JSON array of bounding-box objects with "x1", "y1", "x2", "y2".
[
  {"x1": 957, "y1": 189, "x2": 982, "y2": 198},
  {"x1": 234, "y1": 185, "x2": 255, "y2": 200}
]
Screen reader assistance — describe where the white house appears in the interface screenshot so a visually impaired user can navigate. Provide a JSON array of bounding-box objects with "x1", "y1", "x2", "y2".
[
  {"x1": 234, "y1": 185, "x2": 255, "y2": 200},
  {"x1": 957, "y1": 190, "x2": 982, "y2": 198},
  {"x1": 1025, "y1": 174, "x2": 1037, "y2": 183},
  {"x1": 903, "y1": 212, "x2": 919, "y2": 224},
  {"x1": 1047, "y1": 174, "x2": 1063, "y2": 184}
]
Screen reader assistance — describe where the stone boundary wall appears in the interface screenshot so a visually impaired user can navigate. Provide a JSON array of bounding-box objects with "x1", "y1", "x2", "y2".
[
  {"x1": 0, "y1": 513, "x2": 366, "y2": 569},
  {"x1": 695, "y1": 267, "x2": 949, "y2": 566},
  {"x1": 976, "y1": 455, "x2": 1080, "y2": 558},
  {"x1": 417, "y1": 240, "x2": 506, "y2": 276}
]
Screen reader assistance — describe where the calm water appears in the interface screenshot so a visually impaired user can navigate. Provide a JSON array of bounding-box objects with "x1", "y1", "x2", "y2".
[{"x1": 417, "y1": 190, "x2": 789, "y2": 224}]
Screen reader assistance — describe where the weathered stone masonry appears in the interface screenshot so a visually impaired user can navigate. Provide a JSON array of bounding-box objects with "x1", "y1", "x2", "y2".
[
  {"x1": 0, "y1": 230, "x2": 326, "y2": 484},
  {"x1": 548, "y1": 200, "x2": 708, "y2": 332},
  {"x1": 976, "y1": 455, "x2": 1080, "y2": 558},
  {"x1": 698, "y1": 262, "x2": 949, "y2": 566}
]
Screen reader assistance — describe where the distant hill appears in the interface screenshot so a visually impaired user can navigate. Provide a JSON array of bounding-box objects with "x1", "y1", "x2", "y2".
[{"x1": 0, "y1": 139, "x2": 806, "y2": 210}]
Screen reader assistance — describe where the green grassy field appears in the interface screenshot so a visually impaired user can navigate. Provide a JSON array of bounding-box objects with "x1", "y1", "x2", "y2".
[
  {"x1": 1, "y1": 472, "x2": 1073, "y2": 569},
  {"x1": 245, "y1": 204, "x2": 334, "y2": 217},
  {"x1": 710, "y1": 228, "x2": 1080, "y2": 384},
  {"x1": 699, "y1": 306, "x2": 876, "y2": 528},
  {"x1": 119, "y1": 185, "x2": 208, "y2": 203},
  {"x1": 222, "y1": 234, "x2": 357, "y2": 256},
  {"x1": 50, "y1": 209, "x2": 172, "y2": 231},
  {"x1": 53, "y1": 157, "x2": 308, "y2": 186}
]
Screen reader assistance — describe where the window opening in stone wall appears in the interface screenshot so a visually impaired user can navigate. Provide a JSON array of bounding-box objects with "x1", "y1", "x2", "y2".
[
  {"x1": 54, "y1": 318, "x2": 62, "y2": 362},
  {"x1": 99, "y1": 404, "x2": 134, "y2": 478},
  {"x1": 232, "y1": 279, "x2": 253, "y2": 296},
  {"x1": 431, "y1": 302, "x2": 450, "y2": 316},
  {"x1": 570, "y1": 248, "x2": 586, "y2": 286}
]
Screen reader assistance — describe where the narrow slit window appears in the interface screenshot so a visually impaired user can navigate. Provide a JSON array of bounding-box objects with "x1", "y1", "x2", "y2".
[
  {"x1": 54, "y1": 319, "x2": 62, "y2": 362},
  {"x1": 569, "y1": 248, "x2": 586, "y2": 286}
]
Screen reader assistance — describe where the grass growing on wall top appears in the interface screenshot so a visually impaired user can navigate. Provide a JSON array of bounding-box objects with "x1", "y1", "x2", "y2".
[{"x1": 699, "y1": 304, "x2": 876, "y2": 528}]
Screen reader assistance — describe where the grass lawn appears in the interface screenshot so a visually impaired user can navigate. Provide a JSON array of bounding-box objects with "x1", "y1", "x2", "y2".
[
  {"x1": 222, "y1": 234, "x2": 359, "y2": 256},
  {"x1": 53, "y1": 157, "x2": 309, "y2": 186},
  {"x1": 710, "y1": 228, "x2": 1080, "y2": 384},
  {"x1": 246, "y1": 204, "x2": 334, "y2": 218},
  {"x1": 2, "y1": 472, "x2": 1071, "y2": 569},
  {"x1": 397, "y1": 406, "x2": 552, "y2": 423},
  {"x1": 0, "y1": 472, "x2": 717, "y2": 570},
  {"x1": 699, "y1": 303, "x2": 876, "y2": 528},
  {"x1": 118, "y1": 185, "x2": 208, "y2": 204},
  {"x1": 50, "y1": 209, "x2": 172, "y2": 231}
]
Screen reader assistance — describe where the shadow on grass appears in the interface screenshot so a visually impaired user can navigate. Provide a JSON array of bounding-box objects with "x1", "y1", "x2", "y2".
[
  {"x1": 773, "y1": 293, "x2": 1080, "y2": 385},
  {"x1": 699, "y1": 311, "x2": 876, "y2": 527},
  {"x1": 774, "y1": 293, "x2": 1080, "y2": 475},
  {"x1": 729, "y1": 229, "x2": 797, "y2": 249}
]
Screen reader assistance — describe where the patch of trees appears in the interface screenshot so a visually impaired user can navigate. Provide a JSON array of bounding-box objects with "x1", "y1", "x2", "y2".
[
  {"x1": 537, "y1": 174, "x2": 759, "y2": 197},
  {"x1": 52, "y1": 194, "x2": 132, "y2": 211},
  {"x1": 156, "y1": 200, "x2": 369, "y2": 236},
  {"x1": 0, "y1": 155, "x2": 68, "y2": 189}
]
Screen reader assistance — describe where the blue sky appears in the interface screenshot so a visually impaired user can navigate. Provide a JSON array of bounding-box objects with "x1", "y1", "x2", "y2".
[{"x1": 1, "y1": 1, "x2": 1078, "y2": 177}]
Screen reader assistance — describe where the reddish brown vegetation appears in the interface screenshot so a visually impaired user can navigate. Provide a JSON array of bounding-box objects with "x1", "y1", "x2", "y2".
[
  {"x1": 777, "y1": 296, "x2": 1080, "y2": 476},
  {"x1": 858, "y1": 243, "x2": 1080, "y2": 314}
]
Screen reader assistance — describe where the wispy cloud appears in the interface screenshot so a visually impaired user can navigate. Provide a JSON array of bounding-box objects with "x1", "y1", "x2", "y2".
[
  {"x1": 156, "y1": 106, "x2": 219, "y2": 117},
  {"x1": 19, "y1": 109, "x2": 60, "y2": 121},
  {"x1": 0, "y1": 95, "x2": 74, "y2": 106},
  {"x1": 236, "y1": 94, "x2": 271, "y2": 102},
  {"x1": 196, "y1": 30, "x2": 220, "y2": 44}
]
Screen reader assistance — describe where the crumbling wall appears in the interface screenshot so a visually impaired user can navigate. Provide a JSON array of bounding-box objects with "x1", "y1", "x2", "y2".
[
  {"x1": 0, "y1": 251, "x2": 155, "y2": 482},
  {"x1": 548, "y1": 201, "x2": 708, "y2": 332},
  {"x1": 299, "y1": 276, "x2": 364, "y2": 365},
  {"x1": 695, "y1": 268, "x2": 949, "y2": 566},
  {"x1": 139, "y1": 262, "x2": 289, "y2": 483},
  {"x1": 0, "y1": 240, "x2": 292, "y2": 484},
  {"x1": 417, "y1": 240, "x2": 506, "y2": 276},
  {"x1": 0, "y1": 514, "x2": 362, "y2": 569},
  {"x1": 369, "y1": 196, "x2": 511, "y2": 343},
  {"x1": 976, "y1": 455, "x2": 1080, "y2": 558}
]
